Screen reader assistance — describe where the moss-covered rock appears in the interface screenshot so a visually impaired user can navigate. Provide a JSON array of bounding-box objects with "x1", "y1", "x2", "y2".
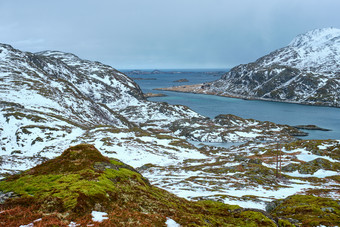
[
  {"x1": 268, "y1": 195, "x2": 340, "y2": 226},
  {"x1": 282, "y1": 158, "x2": 339, "y2": 174},
  {"x1": 284, "y1": 140, "x2": 340, "y2": 161},
  {"x1": 0, "y1": 144, "x2": 277, "y2": 226}
]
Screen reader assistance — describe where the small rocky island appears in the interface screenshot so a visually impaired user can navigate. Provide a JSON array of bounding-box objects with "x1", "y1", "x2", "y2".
[
  {"x1": 294, "y1": 125, "x2": 331, "y2": 131},
  {"x1": 173, "y1": 78, "x2": 189, "y2": 82}
]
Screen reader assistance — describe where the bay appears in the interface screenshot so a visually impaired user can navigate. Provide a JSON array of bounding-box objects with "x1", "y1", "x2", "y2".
[{"x1": 123, "y1": 69, "x2": 340, "y2": 140}]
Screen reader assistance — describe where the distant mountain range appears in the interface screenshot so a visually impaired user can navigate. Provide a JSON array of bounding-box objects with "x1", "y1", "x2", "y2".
[{"x1": 164, "y1": 28, "x2": 340, "y2": 107}]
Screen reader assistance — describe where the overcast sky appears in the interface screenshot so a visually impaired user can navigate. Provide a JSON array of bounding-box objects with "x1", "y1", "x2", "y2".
[{"x1": 1, "y1": 0, "x2": 340, "y2": 69}]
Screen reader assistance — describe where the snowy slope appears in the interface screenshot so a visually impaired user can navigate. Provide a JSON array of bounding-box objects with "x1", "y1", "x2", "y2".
[
  {"x1": 201, "y1": 28, "x2": 340, "y2": 107},
  {"x1": 262, "y1": 28, "x2": 340, "y2": 73},
  {"x1": 0, "y1": 43, "x2": 203, "y2": 173}
]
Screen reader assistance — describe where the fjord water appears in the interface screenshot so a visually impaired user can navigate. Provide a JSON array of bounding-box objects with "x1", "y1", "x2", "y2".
[{"x1": 123, "y1": 69, "x2": 340, "y2": 140}]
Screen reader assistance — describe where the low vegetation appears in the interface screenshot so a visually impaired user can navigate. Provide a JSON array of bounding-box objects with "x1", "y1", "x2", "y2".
[{"x1": 0, "y1": 144, "x2": 278, "y2": 226}]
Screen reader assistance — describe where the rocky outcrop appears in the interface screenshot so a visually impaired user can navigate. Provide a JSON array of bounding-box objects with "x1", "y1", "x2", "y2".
[
  {"x1": 282, "y1": 157, "x2": 339, "y2": 174},
  {"x1": 266, "y1": 195, "x2": 340, "y2": 226},
  {"x1": 169, "y1": 114, "x2": 306, "y2": 142}
]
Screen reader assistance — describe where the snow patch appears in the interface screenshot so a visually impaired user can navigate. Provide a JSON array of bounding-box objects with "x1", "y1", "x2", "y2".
[
  {"x1": 91, "y1": 211, "x2": 108, "y2": 222},
  {"x1": 166, "y1": 217, "x2": 181, "y2": 227}
]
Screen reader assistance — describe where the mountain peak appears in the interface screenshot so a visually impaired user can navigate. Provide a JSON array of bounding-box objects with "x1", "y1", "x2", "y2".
[
  {"x1": 289, "y1": 27, "x2": 340, "y2": 48},
  {"x1": 257, "y1": 27, "x2": 340, "y2": 74},
  {"x1": 36, "y1": 50, "x2": 81, "y2": 62}
]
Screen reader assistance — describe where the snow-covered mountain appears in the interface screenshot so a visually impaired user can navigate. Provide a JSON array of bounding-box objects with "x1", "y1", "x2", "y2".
[
  {"x1": 0, "y1": 43, "x2": 203, "y2": 172},
  {"x1": 200, "y1": 28, "x2": 340, "y2": 107}
]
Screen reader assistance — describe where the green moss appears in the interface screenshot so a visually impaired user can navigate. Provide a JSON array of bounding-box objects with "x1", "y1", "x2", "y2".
[
  {"x1": 109, "y1": 159, "x2": 124, "y2": 166},
  {"x1": 278, "y1": 219, "x2": 294, "y2": 227},
  {"x1": 238, "y1": 211, "x2": 276, "y2": 227},
  {"x1": 94, "y1": 125, "x2": 122, "y2": 133},
  {"x1": 282, "y1": 158, "x2": 339, "y2": 174},
  {"x1": 197, "y1": 200, "x2": 241, "y2": 211},
  {"x1": 270, "y1": 195, "x2": 340, "y2": 226},
  {"x1": 0, "y1": 144, "x2": 150, "y2": 213},
  {"x1": 103, "y1": 168, "x2": 143, "y2": 184},
  {"x1": 156, "y1": 134, "x2": 174, "y2": 140},
  {"x1": 284, "y1": 139, "x2": 340, "y2": 161},
  {"x1": 0, "y1": 171, "x2": 121, "y2": 210}
]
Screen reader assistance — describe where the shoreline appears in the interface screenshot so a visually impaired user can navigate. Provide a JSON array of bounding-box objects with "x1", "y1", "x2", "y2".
[{"x1": 155, "y1": 84, "x2": 340, "y2": 109}]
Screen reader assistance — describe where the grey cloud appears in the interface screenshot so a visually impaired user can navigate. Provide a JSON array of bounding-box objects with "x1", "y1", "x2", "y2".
[{"x1": 0, "y1": 0, "x2": 340, "y2": 69}]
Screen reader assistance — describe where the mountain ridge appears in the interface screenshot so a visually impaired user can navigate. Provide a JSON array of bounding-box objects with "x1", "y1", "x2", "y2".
[
  {"x1": 159, "y1": 28, "x2": 340, "y2": 107},
  {"x1": 211, "y1": 27, "x2": 340, "y2": 107},
  {"x1": 0, "y1": 43, "x2": 205, "y2": 175}
]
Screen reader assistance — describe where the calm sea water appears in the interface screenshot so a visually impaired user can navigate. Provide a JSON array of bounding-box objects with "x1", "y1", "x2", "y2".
[{"x1": 122, "y1": 69, "x2": 340, "y2": 140}]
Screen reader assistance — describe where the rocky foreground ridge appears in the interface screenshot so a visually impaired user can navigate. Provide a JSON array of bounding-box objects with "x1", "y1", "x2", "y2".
[
  {"x1": 159, "y1": 28, "x2": 340, "y2": 107},
  {"x1": 0, "y1": 144, "x2": 339, "y2": 226},
  {"x1": 0, "y1": 145, "x2": 276, "y2": 226}
]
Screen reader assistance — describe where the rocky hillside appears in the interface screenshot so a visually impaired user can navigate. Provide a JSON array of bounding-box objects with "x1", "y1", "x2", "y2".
[
  {"x1": 0, "y1": 43, "x2": 203, "y2": 173},
  {"x1": 1, "y1": 144, "x2": 339, "y2": 226},
  {"x1": 169, "y1": 28, "x2": 340, "y2": 107},
  {"x1": 0, "y1": 144, "x2": 278, "y2": 226}
]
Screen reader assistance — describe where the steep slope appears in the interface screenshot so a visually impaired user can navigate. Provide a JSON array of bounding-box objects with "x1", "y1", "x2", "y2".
[
  {"x1": 164, "y1": 28, "x2": 340, "y2": 107},
  {"x1": 0, "y1": 144, "x2": 278, "y2": 226},
  {"x1": 0, "y1": 43, "x2": 203, "y2": 174}
]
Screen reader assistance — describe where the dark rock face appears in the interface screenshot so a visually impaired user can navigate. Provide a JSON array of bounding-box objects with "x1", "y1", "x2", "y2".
[
  {"x1": 0, "y1": 191, "x2": 17, "y2": 204},
  {"x1": 201, "y1": 28, "x2": 340, "y2": 107}
]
